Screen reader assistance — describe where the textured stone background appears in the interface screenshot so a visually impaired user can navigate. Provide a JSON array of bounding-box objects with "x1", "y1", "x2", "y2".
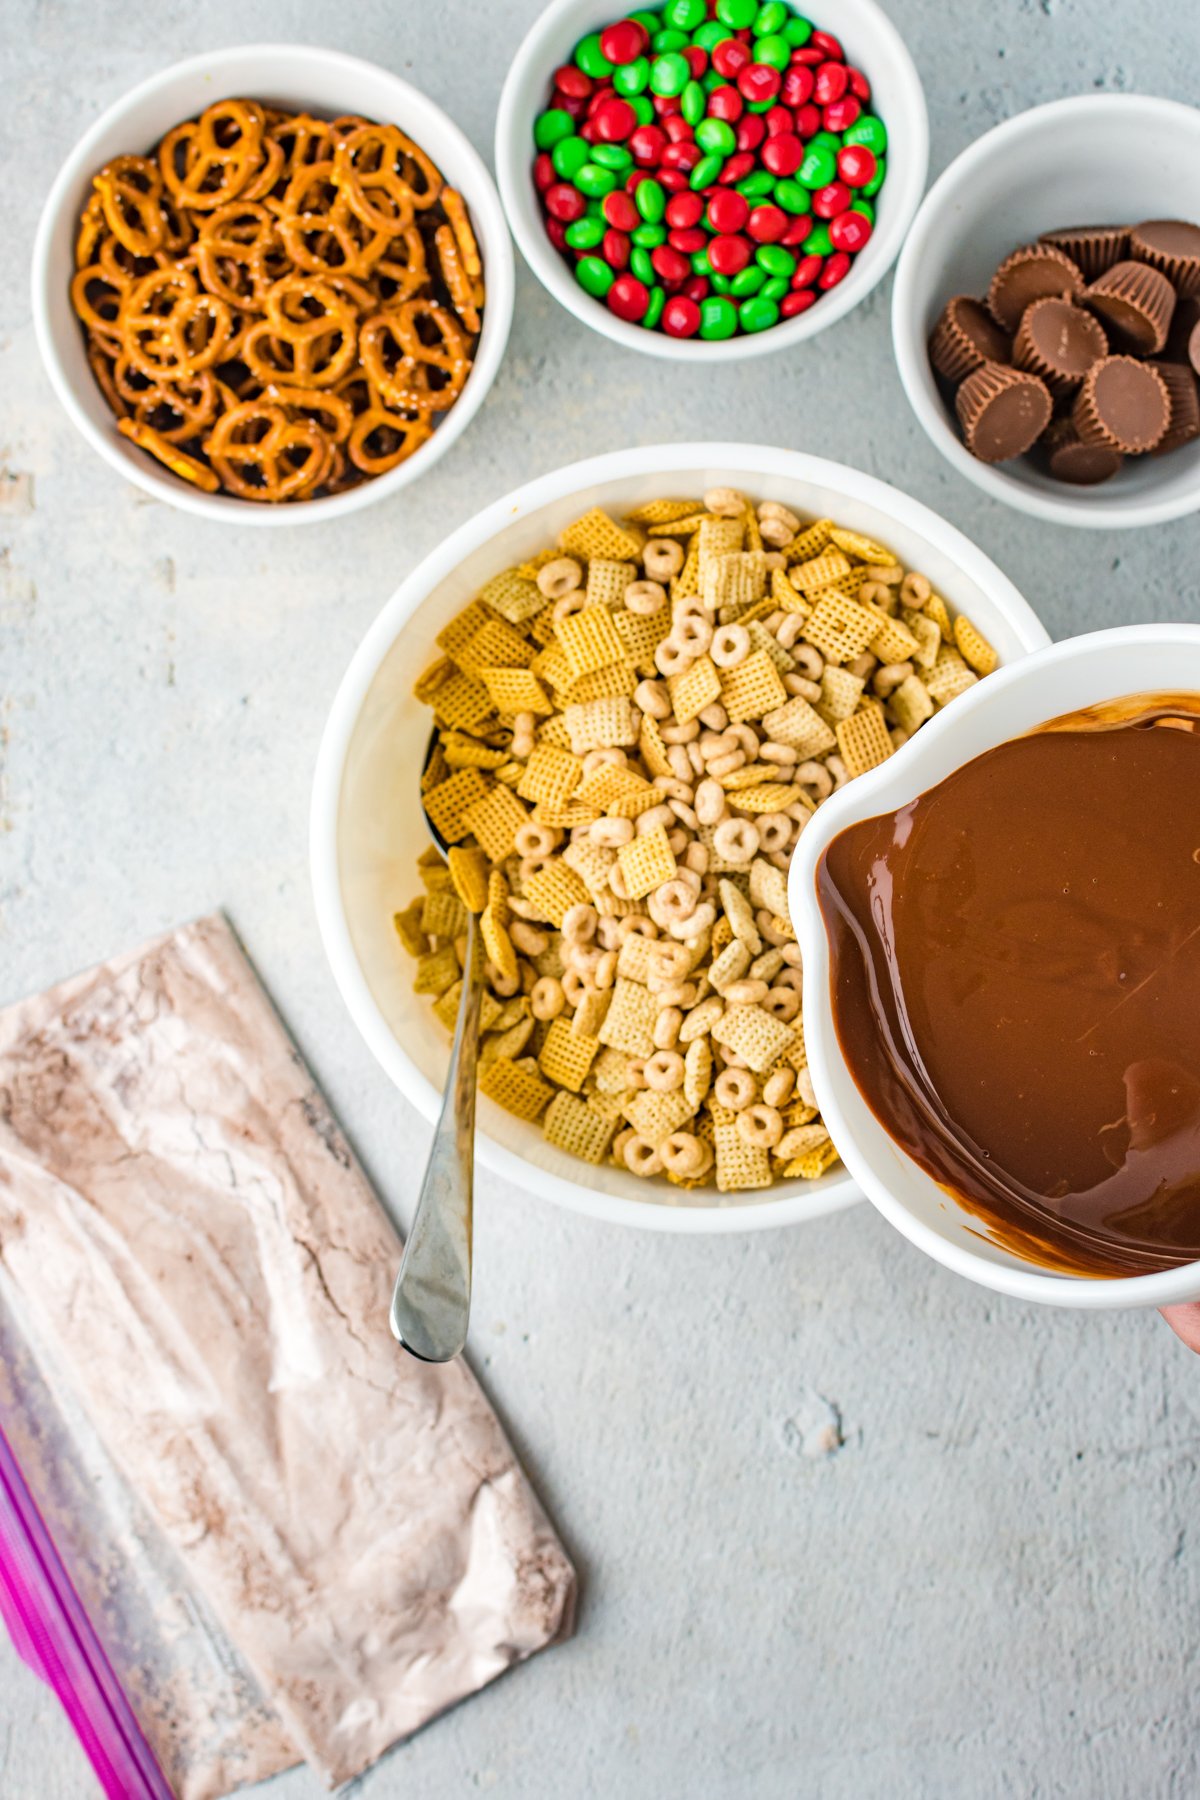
[{"x1": 2, "y1": 2, "x2": 1200, "y2": 1795}]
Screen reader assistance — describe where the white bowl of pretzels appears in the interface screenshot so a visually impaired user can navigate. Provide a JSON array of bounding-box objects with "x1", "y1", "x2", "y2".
[
  {"x1": 31, "y1": 44, "x2": 514, "y2": 523},
  {"x1": 311, "y1": 443, "x2": 1050, "y2": 1232}
]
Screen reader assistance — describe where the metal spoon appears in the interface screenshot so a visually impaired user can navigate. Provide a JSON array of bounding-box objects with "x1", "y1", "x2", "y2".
[{"x1": 389, "y1": 736, "x2": 484, "y2": 1363}]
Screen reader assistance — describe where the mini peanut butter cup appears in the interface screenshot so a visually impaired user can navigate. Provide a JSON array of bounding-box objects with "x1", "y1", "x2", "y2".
[
  {"x1": 1072, "y1": 355, "x2": 1169, "y2": 454},
  {"x1": 1130, "y1": 219, "x2": 1200, "y2": 298},
  {"x1": 1013, "y1": 296, "x2": 1108, "y2": 393},
  {"x1": 1150, "y1": 362, "x2": 1200, "y2": 456},
  {"x1": 956, "y1": 362, "x2": 1052, "y2": 463},
  {"x1": 1039, "y1": 225, "x2": 1129, "y2": 282},
  {"x1": 1084, "y1": 260, "x2": 1176, "y2": 355},
  {"x1": 1041, "y1": 417, "x2": 1123, "y2": 485},
  {"x1": 928, "y1": 295, "x2": 1011, "y2": 382},
  {"x1": 987, "y1": 242, "x2": 1083, "y2": 332},
  {"x1": 1163, "y1": 294, "x2": 1200, "y2": 374}
]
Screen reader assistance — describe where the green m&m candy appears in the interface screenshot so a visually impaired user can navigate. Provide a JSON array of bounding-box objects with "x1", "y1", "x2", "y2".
[
  {"x1": 760, "y1": 275, "x2": 789, "y2": 300},
  {"x1": 699, "y1": 295, "x2": 738, "y2": 337},
  {"x1": 756, "y1": 244, "x2": 795, "y2": 277},
  {"x1": 693, "y1": 20, "x2": 727, "y2": 50},
  {"x1": 689, "y1": 152, "x2": 726, "y2": 189},
  {"x1": 592, "y1": 144, "x2": 632, "y2": 170},
  {"x1": 710, "y1": 272, "x2": 733, "y2": 294},
  {"x1": 575, "y1": 255, "x2": 614, "y2": 297},
  {"x1": 534, "y1": 108, "x2": 574, "y2": 150},
  {"x1": 798, "y1": 144, "x2": 837, "y2": 189},
  {"x1": 649, "y1": 50, "x2": 690, "y2": 95},
  {"x1": 862, "y1": 155, "x2": 886, "y2": 197},
  {"x1": 613, "y1": 56, "x2": 650, "y2": 95},
  {"x1": 631, "y1": 221, "x2": 666, "y2": 246},
  {"x1": 630, "y1": 245, "x2": 657, "y2": 285},
  {"x1": 628, "y1": 95, "x2": 655, "y2": 125},
  {"x1": 842, "y1": 115, "x2": 888, "y2": 155},
  {"x1": 716, "y1": 0, "x2": 757, "y2": 27},
  {"x1": 802, "y1": 221, "x2": 834, "y2": 256},
  {"x1": 753, "y1": 1, "x2": 789, "y2": 33},
  {"x1": 651, "y1": 28, "x2": 689, "y2": 51},
  {"x1": 774, "y1": 179, "x2": 811, "y2": 215},
  {"x1": 576, "y1": 163, "x2": 619, "y2": 198},
  {"x1": 635, "y1": 177, "x2": 666, "y2": 222},
  {"x1": 681, "y1": 79, "x2": 707, "y2": 124},
  {"x1": 730, "y1": 265, "x2": 766, "y2": 296},
  {"x1": 695, "y1": 118, "x2": 736, "y2": 156},
  {"x1": 574, "y1": 32, "x2": 613, "y2": 77},
  {"x1": 564, "y1": 217, "x2": 605, "y2": 249},
  {"x1": 551, "y1": 136, "x2": 590, "y2": 179},
  {"x1": 643, "y1": 285, "x2": 666, "y2": 329},
  {"x1": 754, "y1": 34, "x2": 791, "y2": 68},
  {"x1": 783, "y1": 15, "x2": 813, "y2": 44},
  {"x1": 665, "y1": 0, "x2": 706, "y2": 26},
  {"x1": 739, "y1": 295, "x2": 779, "y2": 332},
  {"x1": 736, "y1": 169, "x2": 776, "y2": 198}
]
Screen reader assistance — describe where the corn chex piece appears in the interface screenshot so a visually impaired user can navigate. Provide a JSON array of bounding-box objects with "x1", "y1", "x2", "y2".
[
  {"x1": 517, "y1": 743, "x2": 582, "y2": 806},
  {"x1": 479, "y1": 569, "x2": 545, "y2": 624},
  {"x1": 613, "y1": 605, "x2": 670, "y2": 675},
  {"x1": 783, "y1": 1141, "x2": 842, "y2": 1180},
  {"x1": 480, "y1": 875, "x2": 517, "y2": 984},
  {"x1": 530, "y1": 608, "x2": 564, "y2": 649},
  {"x1": 455, "y1": 617, "x2": 536, "y2": 675},
  {"x1": 835, "y1": 705, "x2": 894, "y2": 778},
  {"x1": 870, "y1": 613, "x2": 920, "y2": 664},
  {"x1": 742, "y1": 505, "x2": 763, "y2": 553},
  {"x1": 531, "y1": 641, "x2": 571, "y2": 691},
  {"x1": 563, "y1": 837, "x2": 616, "y2": 896},
  {"x1": 748, "y1": 858, "x2": 790, "y2": 922},
  {"x1": 523, "y1": 858, "x2": 592, "y2": 927},
  {"x1": 572, "y1": 987, "x2": 612, "y2": 1037},
  {"x1": 538, "y1": 1016, "x2": 600, "y2": 1091},
  {"x1": 423, "y1": 768, "x2": 491, "y2": 844},
  {"x1": 616, "y1": 930, "x2": 657, "y2": 984},
  {"x1": 586, "y1": 559, "x2": 636, "y2": 608},
  {"x1": 718, "y1": 649, "x2": 788, "y2": 722},
  {"x1": 789, "y1": 548, "x2": 852, "y2": 591},
  {"x1": 421, "y1": 889, "x2": 467, "y2": 937},
  {"x1": 804, "y1": 591, "x2": 882, "y2": 665},
  {"x1": 697, "y1": 514, "x2": 744, "y2": 570},
  {"x1": 413, "y1": 657, "x2": 452, "y2": 703},
  {"x1": 817, "y1": 666, "x2": 865, "y2": 724},
  {"x1": 719, "y1": 761, "x2": 777, "y2": 791},
  {"x1": 954, "y1": 614, "x2": 997, "y2": 675},
  {"x1": 457, "y1": 781, "x2": 524, "y2": 858},
  {"x1": 537, "y1": 714, "x2": 576, "y2": 752},
  {"x1": 924, "y1": 645, "x2": 979, "y2": 705},
  {"x1": 925, "y1": 593, "x2": 953, "y2": 638},
  {"x1": 413, "y1": 944, "x2": 461, "y2": 997},
  {"x1": 730, "y1": 782, "x2": 805, "y2": 813},
  {"x1": 441, "y1": 731, "x2": 509, "y2": 771},
  {"x1": 592, "y1": 1045, "x2": 635, "y2": 1094},
  {"x1": 481, "y1": 667, "x2": 552, "y2": 716},
  {"x1": 770, "y1": 566, "x2": 810, "y2": 614},
  {"x1": 565, "y1": 662, "x2": 638, "y2": 705},
  {"x1": 393, "y1": 900, "x2": 427, "y2": 957},
  {"x1": 577, "y1": 763, "x2": 648, "y2": 810},
  {"x1": 786, "y1": 518, "x2": 833, "y2": 562},
  {"x1": 564, "y1": 696, "x2": 638, "y2": 754},
  {"x1": 609, "y1": 783, "x2": 664, "y2": 819},
  {"x1": 827, "y1": 526, "x2": 896, "y2": 563},
  {"x1": 479, "y1": 1057, "x2": 554, "y2": 1121},
  {"x1": 434, "y1": 980, "x2": 501, "y2": 1034},
  {"x1": 431, "y1": 670, "x2": 495, "y2": 732},
  {"x1": 542, "y1": 1090, "x2": 617, "y2": 1164},
  {"x1": 617, "y1": 824, "x2": 676, "y2": 900},
  {"x1": 626, "y1": 498, "x2": 702, "y2": 525},
  {"x1": 702, "y1": 550, "x2": 767, "y2": 614},
  {"x1": 714, "y1": 1122, "x2": 771, "y2": 1193},
  {"x1": 746, "y1": 620, "x2": 795, "y2": 673},
  {"x1": 622, "y1": 1089, "x2": 696, "y2": 1147},
  {"x1": 668, "y1": 654, "x2": 723, "y2": 725},
  {"x1": 888, "y1": 673, "x2": 935, "y2": 735},
  {"x1": 711, "y1": 1004, "x2": 794, "y2": 1072},
  {"x1": 558, "y1": 508, "x2": 643, "y2": 562},
  {"x1": 638, "y1": 715, "x2": 673, "y2": 780},
  {"x1": 902, "y1": 608, "x2": 942, "y2": 669},
  {"x1": 556, "y1": 605, "x2": 625, "y2": 679},
  {"x1": 597, "y1": 977, "x2": 658, "y2": 1056},
  {"x1": 484, "y1": 1016, "x2": 536, "y2": 1062},
  {"x1": 761, "y1": 696, "x2": 837, "y2": 759},
  {"x1": 534, "y1": 803, "x2": 597, "y2": 832},
  {"x1": 588, "y1": 1090, "x2": 625, "y2": 1124},
  {"x1": 436, "y1": 600, "x2": 492, "y2": 660}
]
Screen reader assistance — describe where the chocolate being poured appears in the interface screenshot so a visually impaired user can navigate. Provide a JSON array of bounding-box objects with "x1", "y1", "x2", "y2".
[{"x1": 816, "y1": 695, "x2": 1200, "y2": 1276}]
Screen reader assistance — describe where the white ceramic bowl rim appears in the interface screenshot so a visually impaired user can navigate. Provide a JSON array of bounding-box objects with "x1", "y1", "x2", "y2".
[
  {"x1": 794, "y1": 623, "x2": 1200, "y2": 1306},
  {"x1": 495, "y1": 0, "x2": 929, "y2": 361},
  {"x1": 30, "y1": 43, "x2": 515, "y2": 526},
  {"x1": 311, "y1": 440, "x2": 1050, "y2": 1233},
  {"x1": 892, "y1": 93, "x2": 1200, "y2": 530}
]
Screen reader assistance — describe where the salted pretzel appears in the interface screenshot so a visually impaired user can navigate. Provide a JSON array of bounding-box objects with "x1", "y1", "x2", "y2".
[{"x1": 71, "y1": 99, "x2": 485, "y2": 501}]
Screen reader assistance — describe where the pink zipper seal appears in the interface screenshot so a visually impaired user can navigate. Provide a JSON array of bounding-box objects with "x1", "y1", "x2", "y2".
[{"x1": 0, "y1": 1422, "x2": 175, "y2": 1799}]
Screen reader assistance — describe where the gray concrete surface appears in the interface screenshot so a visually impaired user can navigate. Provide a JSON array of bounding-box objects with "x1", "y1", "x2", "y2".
[{"x1": 3, "y1": 2, "x2": 1200, "y2": 1796}]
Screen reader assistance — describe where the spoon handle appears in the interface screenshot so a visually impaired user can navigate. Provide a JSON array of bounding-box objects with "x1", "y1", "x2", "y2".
[{"x1": 390, "y1": 909, "x2": 482, "y2": 1362}]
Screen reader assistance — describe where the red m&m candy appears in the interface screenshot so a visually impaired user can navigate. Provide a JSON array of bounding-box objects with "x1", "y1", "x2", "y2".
[
  {"x1": 599, "y1": 19, "x2": 649, "y2": 64},
  {"x1": 608, "y1": 273, "x2": 651, "y2": 319}
]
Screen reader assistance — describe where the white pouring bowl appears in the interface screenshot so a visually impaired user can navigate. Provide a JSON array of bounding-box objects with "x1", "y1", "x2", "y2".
[
  {"x1": 892, "y1": 94, "x2": 1200, "y2": 529},
  {"x1": 31, "y1": 44, "x2": 514, "y2": 526},
  {"x1": 792, "y1": 623, "x2": 1200, "y2": 1306},
  {"x1": 495, "y1": 0, "x2": 928, "y2": 362},
  {"x1": 311, "y1": 441, "x2": 1048, "y2": 1232}
]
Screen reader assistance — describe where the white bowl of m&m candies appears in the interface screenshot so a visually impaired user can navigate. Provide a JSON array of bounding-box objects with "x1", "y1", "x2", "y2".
[{"x1": 496, "y1": 0, "x2": 927, "y2": 357}]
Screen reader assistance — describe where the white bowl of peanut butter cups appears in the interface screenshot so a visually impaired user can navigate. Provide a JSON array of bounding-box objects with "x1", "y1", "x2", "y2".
[
  {"x1": 793, "y1": 623, "x2": 1200, "y2": 1307},
  {"x1": 892, "y1": 94, "x2": 1200, "y2": 528},
  {"x1": 311, "y1": 442, "x2": 1047, "y2": 1233},
  {"x1": 31, "y1": 44, "x2": 514, "y2": 524}
]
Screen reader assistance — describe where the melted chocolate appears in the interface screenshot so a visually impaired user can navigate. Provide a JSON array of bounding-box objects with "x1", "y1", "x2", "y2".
[{"x1": 816, "y1": 696, "x2": 1200, "y2": 1275}]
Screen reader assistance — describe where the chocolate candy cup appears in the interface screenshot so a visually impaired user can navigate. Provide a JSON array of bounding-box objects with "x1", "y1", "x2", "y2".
[
  {"x1": 1130, "y1": 219, "x2": 1200, "y2": 299},
  {"x1": 1084, "y1": 260, "x2": 1176, "y2": 355},
  {"x1": 1041, "y1": 418, "x2": 1122, "y2": 486},
  {"x1": 928, "y1": 295, "x2": 1011, "y2": 382},
  {"x1": 1013, "y1": 296, "x2": 1107, "y2": 393},
  {"x1": 1072, "y1": 355, "x2": 1169, "y2": 454},
  {"x1": 1150, "y1": 362, "x2": 1200, "y2": 456},
  {"x1": 956, "y1": 362, "x2": 1052, "y2": 463},
  {"x1": 1162, "y1": 294, "x2": 1200, "y2": 375},
  {"x1": 987, "y1": 242, "x2": 1083, "y2": 333},
  {"x1": 1039, "y1": 225, "x2": 1129, "y2": 283}
]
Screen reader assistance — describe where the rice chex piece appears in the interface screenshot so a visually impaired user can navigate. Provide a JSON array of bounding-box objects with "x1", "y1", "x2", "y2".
[
  {"x1": 770, "y1": 566, "x2": 810, "y2": 614},
  {"x1": 542, "y1": 1091, "x2": 617, "y2": 1164},
  {"x1": 621, "y1": 1089, "x2": 696, "y2": 1147},
  {"x1": 586, "y1": 559, "x2": 636, "y2": 608},
  {"x1": 556, "y1": 605, "x2": 626, "y2": 679},
  {"x1": 517, "y1": 743, "x2": 582, "y2": 806},
  {"x1": 924, "y1": 646, "x2": 979, "y2": 705},
  {"x1": 480, "y1": 667, "x2": 552, "y2": 716},
  {"x1": 558, "y1": 507, "x2": 643, "y2": 562},
  {"x1": 702, "y1": 550, "x2": 768, "y2": 614},
  {"x1": 954, "y1": 615, "x2": 998, "y2": 675},
  {"x1": 902, "y1": 609, "x2": 942, "y2": 670},
  {"x1": 564, "y1": 662, "x2": 638, "y2": 705},
  {"x1": 711, "y1": 1004, "x2": 794, "y2": 1072},
  {"x1": 869, "y1": 613, "x2": 920, "y2": 664},
  {"x1": 761, "y1": 696, "x2": 837, "y2": 759},
  {"x1": 729, "y1": 782, "x2": 805, "y2": 813},
  {"x1": 413, "y1": 944, "x2": 461, "y2": 997},
  {"x1": 746, "y1": 621, "x2": 795, "y2": 673},
  {"x1": 421, "y1": 890, "x2": 467, "y2": 937},
  {"x1": 888, "y1": 673, "x2": 935, "y2": 735},
  {"x1": 563, "y1": 837, "x2": 616, "y2": 896},
  {"x1": 626, "y1": 498, "x2": 702, "y2": 524},
  {"x1": 835, "y1": 705, "x2": 894, "y2": 778},
  {"x1": 786, "y1": 518, "x2": 833, "y2": 562},
  {"x1": 577, "y1": 763, "x2": 648, "y2": 811},
  {"x1": 925, "y1": 594, "x2": 953, "y2": 638},
  {"x1": 422, "y1": 768, "x2": 491, "y2": 844},
  {"x1": 564, "y1": 696, "x2": 638, "y2": 754},
  {"x1": 697, "y1": 514, "x2": 745, "y2": 574},
  {"x1": 613, "y1": 605, "x2": 671, "y2": 675},
  {"x1": 572, "y1": 987, "x2": 612, "y2": 1037},
  {"x1": 827, "y1": 526, "x2": 896, "y2": 563},
  {"x1": 783, "y1": 1141, "x2": 842, "y2": 1180},
  {"x1": 479, "y1": 1057, "x2": 555, "y2": 1121},
  {"x1": 718, "y1": 877, "x2": 761, "y2": 951},
  {"x1": 789, "y1": 548, "x2": 852, "y2": 591},
  {"x1": 430, "y1": 670, "x2": 496, "y2": 732},
  {"x1": 455, "y1": 617, "x2": 536, "y2": 674},
  {"x1": 393, "y1": 899, "x2": 427, "y2": 957},
  {"x1": 460, "y1": 784, "x2": 528, "y2": 861},
  {"x1": 523, "y1": 858, "x2": 592, "y2": 927},
  {"x1": 803, "y1": 591, "x2": 882, "y2": 665},
  {"x1": 597, "y1": 978, "x2": 658, "y2": 1056},
  {"x1": 714, "y1": 1122, "x2": 771, "y2": 1193},
  {"x1": 638, "y1": 715, "x2": 673, "y2": 780},
  {"x1": 817, "y1": 666, "x2": 865, "y2": 724},
  {"x1": 538, "y1": 1017, "x2": 601, "y2": 1091},
  {"x1": 708, "y1": 938, "x2": 751, "y2": 993},
  {"x1": 748, "y1": 858, "x2": 790, "y2": 922},
  {"x1": 668, "y1": 654, "x2": 723, "y2": 725},
  {"x1": 436, "y1": 600, "x2": 491, "y2": 659},
  {"x1": 718, "y1": 649, "x2": 788, "y2": 723},
  {"x1": 616, "y1": 930, "x2": 658, "y2": 984},
  {"x1": 479, "y1": 568, "x2": 546, "y2": 624},
  {"x1": 592, "y1": 1045, "x2": 635, "y2": 1094},
  {"x1": 617, "y1": 824, "x2": 676, "y2": 900},
  {"x1": 683, "y1": 1036, "x2": 712, "y2": 1109}
]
